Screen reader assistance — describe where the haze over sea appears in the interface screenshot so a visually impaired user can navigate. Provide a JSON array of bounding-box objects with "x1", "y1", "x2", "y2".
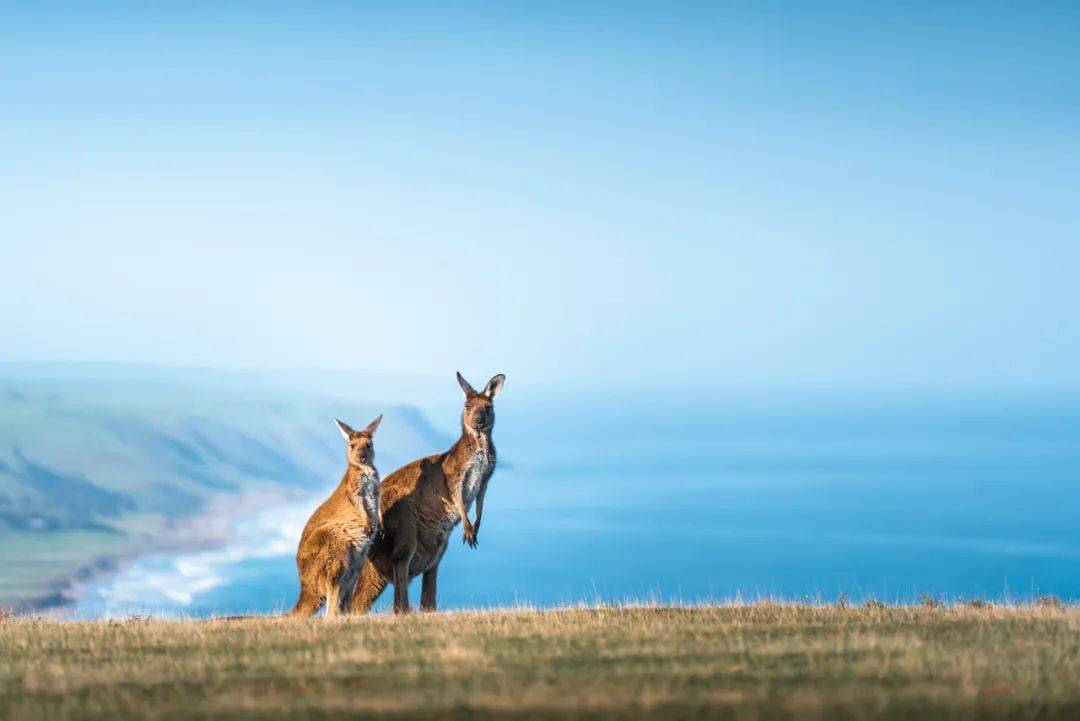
[{"x1": 67, "y1": 388, "x2": 1080, "y2": 618}]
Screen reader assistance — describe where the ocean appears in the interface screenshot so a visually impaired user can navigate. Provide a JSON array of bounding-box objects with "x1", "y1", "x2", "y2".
[{"x1": 67, "y1": 391, "x2": 1080, "y2": 617}]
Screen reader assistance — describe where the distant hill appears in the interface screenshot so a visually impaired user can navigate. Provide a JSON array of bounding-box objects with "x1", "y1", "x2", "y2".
[{"x1": 0, "y1": 375, "x2": 449, "y2": 611}]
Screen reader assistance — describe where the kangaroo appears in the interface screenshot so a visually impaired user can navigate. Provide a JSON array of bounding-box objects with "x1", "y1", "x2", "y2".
[
  {"x1": 351, "y1": 372, "x2": 505, "y2": 614},
  {"x1": 289, "y1": 415, "x2": 383, "y2": 617}
]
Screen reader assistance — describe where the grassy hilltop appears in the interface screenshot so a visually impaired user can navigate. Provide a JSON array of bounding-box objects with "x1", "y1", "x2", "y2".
[{"x1": 2, "y1": 604, "x2": 1079, "y2": 721}]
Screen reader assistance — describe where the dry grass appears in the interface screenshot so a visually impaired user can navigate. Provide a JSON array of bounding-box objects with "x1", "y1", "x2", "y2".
[{"x1": 2, "y1": 604, "x2": 1079, "y2": 720}]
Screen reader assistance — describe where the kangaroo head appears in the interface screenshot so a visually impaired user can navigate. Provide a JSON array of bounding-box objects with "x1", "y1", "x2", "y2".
[
  {"x1": 334, "y1": 415, "x2": 382, "y2": 469},
  {"x1": 456, "y1": 371, "x2": 505, "y2": 433}
]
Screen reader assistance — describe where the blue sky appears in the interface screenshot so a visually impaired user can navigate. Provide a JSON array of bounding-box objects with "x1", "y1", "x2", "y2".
[{"x1": 1, "y1": 2, "x2": 1078, "y2": 391}]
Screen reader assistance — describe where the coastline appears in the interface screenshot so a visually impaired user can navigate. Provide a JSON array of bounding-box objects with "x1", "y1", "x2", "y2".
[{"x1": 21, "y1": 489, "x2": 305, "y2": 617}]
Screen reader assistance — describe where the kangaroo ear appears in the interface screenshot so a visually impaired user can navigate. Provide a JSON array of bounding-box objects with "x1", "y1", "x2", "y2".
[
  {"x1": 456, "y1": 371, "x2": 477, "y2": 397},
  {"x1": 483, "y1": 374, "x2": 506, "y2": 400},
  {"x1": 363, "y1": 414, "x2": 383, "y2": 435},
  {"x1": 334, "y1": 418, "x2": 354, "y2": 439}
]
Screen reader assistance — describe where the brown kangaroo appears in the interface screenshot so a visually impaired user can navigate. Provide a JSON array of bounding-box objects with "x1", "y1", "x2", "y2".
[
  {"x1": 351, "y1": 372, "x2": 505, "y2": 614},
  {"x1": 289, "y1": 415, "x2": 383, "y2": 617}
]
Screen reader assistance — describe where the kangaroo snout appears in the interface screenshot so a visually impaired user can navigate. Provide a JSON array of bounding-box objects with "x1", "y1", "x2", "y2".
[{"x1": 475, "y1": 407, "x2": 494, "y2": 429}]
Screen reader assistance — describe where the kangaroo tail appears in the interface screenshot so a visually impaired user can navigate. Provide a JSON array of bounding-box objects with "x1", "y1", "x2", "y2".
[
  {"x1": 350, "y1": 559, "x2": 387, "y2": 614},
  {"x1": 287, "y1": 582, "x2": 325, "y2": 617}
]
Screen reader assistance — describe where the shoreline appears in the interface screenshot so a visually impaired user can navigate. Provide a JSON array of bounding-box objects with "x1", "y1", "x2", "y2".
[{"x1": 18, "y1": 488, "x2": 307, "y2": 617}]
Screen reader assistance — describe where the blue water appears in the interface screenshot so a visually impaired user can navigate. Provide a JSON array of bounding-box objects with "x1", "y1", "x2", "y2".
[{"x1": 70, "y1": 393, "x2": 1080, "y2": 617}]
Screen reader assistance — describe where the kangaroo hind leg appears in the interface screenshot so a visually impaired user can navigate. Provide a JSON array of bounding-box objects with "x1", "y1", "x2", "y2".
[
  {"x1": 351, "y1": 560, "x2": 388, "y2": 614},
  {"x1": 420, "y1": 565, "x2": 438, "y2": 612},
  {"x1": 337, "y1": 563, "x2": 361, "y2": 614},
  {"x1": 324, "y1": 578, "x2": 343, "y2": 618},
  {"x1": 392, "y1": 554, "x2": 413, "y2": 615}
]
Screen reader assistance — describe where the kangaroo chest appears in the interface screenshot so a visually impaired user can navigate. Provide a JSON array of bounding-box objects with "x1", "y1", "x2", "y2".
[
  {"x1": 461, "y1": 449, "x2": 491, "y2": 508},
  {"x1": 430, "y1": 444, "x2": 493, "y2": 533},
  {"x1": 352, "y1": 474, "x2": 379, "y2": 514}
]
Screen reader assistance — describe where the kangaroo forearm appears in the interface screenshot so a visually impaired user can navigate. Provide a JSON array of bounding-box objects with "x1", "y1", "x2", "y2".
[
  {"x1": 454, "y1": 494, "x2": 472, "y2": 526},
  {"x1": 474, "y1": 490, "x2": 486, "y2": 528}
]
